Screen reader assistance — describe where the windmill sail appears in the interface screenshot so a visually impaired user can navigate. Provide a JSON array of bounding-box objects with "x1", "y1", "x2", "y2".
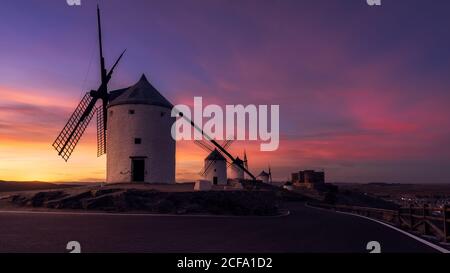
[
  {"x1": 194, "y1": 139, "x2": 235, "y2": 162},
  {"x1": 53, "y1": 6, "x2": 125, "y2": 161},
  {"x1": 268, "y1": 165, "x2": 272, "y2": 183},
  {"x1": 199, "y1": 160, "x2": 215, "y2": 177},
  {"x1": 96, "y1": 4, "x2": 109, "y2": 149},
  {"x1": 52, "y1": 92, "x2": 96, "y2": 161},
  {"x1": 223, "y1": 139, "x2": 234, "y2": 150},
  {"x1": 194, "y1": 140, "x2": 215, "y2": 153},
  {"x1": 96, "y1": 105, "x2": 106, "y2": 156},
  {"x1": 173, "y1": 108, "x2": 256, "y2": 180},
  {"x1": 243, "y1": 150, "x2": 248, "y2": 170}
]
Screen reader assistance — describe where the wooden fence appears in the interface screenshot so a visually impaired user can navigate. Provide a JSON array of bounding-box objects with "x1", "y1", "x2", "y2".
[{"x1": 310, "y1": 203, "x2": 450, "y2": 243}]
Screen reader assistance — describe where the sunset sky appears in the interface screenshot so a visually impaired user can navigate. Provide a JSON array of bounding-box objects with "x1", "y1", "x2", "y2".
[{"x1": 0, "y1": 0, "x2": 450, "y2": 183}]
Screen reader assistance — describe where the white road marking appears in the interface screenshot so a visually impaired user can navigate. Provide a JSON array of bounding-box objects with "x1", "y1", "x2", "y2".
[{"x1": 305, "y1": 203, "x2": 449, "y2": 253}]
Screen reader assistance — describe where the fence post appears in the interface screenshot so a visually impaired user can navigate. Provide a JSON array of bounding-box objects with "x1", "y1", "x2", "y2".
[
  {"x1": 444, "y1": 205, "x2": 449, "y2": 243},
  {"x1": 422, "y1": 204, "x2": 430, "y2": 235},
  {"x1": 409, "y1": 204, "x2": 414, "y2": 230},
  {"x1": 397, "y1": 208, "x2": 402, "y2": 227}
]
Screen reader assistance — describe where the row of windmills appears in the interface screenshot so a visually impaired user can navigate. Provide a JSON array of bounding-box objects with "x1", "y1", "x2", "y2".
[
  {"x1": 199, "y1": 144, "x2": 272, "y2": 185},
  {"x1": 198, "y1": 141, "x2": 247, "y2": 185},
  {"x1": 52, "y1": 6, "x2": 272, "y2": 186}
]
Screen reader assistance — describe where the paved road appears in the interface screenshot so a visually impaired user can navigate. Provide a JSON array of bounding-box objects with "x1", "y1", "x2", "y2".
[{"x1": 0, "y1": 203, "x2": 439, "y2": 253}]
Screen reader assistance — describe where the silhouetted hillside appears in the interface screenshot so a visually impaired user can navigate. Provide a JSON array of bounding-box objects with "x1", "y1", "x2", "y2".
[
  {"x1": 1, "y1": 185, "x2": 281, "y2": 216},
  {"x1": 0, "y1": 181, "x2": 76, "y2": 192}
]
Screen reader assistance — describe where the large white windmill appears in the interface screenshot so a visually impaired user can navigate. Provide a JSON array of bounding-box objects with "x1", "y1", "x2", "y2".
[
  {"x1": 53, "y1": 6, "x2": 256, "y2": 184},
  {"x1": 53, "y1": 7, "x2": 175, "y2": 184},
  {"x1": 106, "y1": 74, "x2": 175, "y2": 183}
]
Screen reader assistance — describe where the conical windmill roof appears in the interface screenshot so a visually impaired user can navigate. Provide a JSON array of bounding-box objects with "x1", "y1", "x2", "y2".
[
  {"x1": 234, "y1": 157, "x2": 244, "y2": 164},
  {"x1": 258, "y1": 171, "x2": 269, "y2": 177},
  {"x1": 108, "y1": 74, "x2": 173, "y2": 109},
  {"x1": 205, "y1": 149, "x2": 226, "y2": 161}
]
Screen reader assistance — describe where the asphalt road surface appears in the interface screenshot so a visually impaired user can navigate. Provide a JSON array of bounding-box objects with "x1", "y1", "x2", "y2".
[{"x1": 0, "y1": 203, "x2": 440, "y2": 253}]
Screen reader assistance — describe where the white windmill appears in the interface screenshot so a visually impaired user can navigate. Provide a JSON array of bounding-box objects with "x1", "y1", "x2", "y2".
[
  {"x1": 195, "y1": 139, "x2": 252, "y2": 184},
  {"x1": 257, "y1": 166, "x2": 272, "y2": 183},
  {"x1": 106, "y1": 74, "x2": 175, "y2": 183},
  {"x1": 202, "y1": 149, "x2": 227, "y2": 185},
  {"x1": 52, "y1": 6, "x2": 175, "y2": 184},
  {"x1": 53, "y1": 6, "x2": 256, "y2": 184},
  {"x1": 229, "y1": 157, "x2": 245, "y2": 180}
]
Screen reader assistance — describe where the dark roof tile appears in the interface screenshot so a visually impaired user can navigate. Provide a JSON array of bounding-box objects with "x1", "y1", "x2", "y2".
[{"x1": 108, "y1": 74, "x2": 173, "y2": 109}]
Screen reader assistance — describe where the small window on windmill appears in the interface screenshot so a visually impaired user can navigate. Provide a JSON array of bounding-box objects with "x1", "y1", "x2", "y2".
[
  {"x1": 134, "y1": 138, "x2": 142, "y2": 144},
  {"x1": 160, "y1": 112, "x2": 165, "y2": 117},
  {"x1": 109, "y1": 110, "x2": 113, "y2": 116},
  {"x1": 129, "y1": 109, "x2": 135, "y2": 115}
]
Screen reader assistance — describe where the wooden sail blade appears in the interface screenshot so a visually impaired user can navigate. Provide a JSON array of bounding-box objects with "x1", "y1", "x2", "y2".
[
  {"x1": 193, "y1": 140, "x2": 214, "y2": 153},
  {"x1": 52, "y1": 92, "x2": 97, "y2": 161},
  {"x1": 200, "y1": 160, "x2": 215, "y2": 177},
  {"x1": 96, "y1": 105, "x2": 106, "y2": 157}
]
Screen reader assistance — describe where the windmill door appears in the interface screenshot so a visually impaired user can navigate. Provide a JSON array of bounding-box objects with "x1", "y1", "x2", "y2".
[{"x1": 132, "y1": 159, "x2": 145, "y2": 182}]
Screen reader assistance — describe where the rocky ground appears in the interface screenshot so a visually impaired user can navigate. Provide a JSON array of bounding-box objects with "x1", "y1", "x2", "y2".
[
  {"x1": 0, "y1": 184, "x2": 283, "y2": 216},
  {"x1": 0, "y1": 181, "x2": 401, "y2": 215},
  {"x1": 288, "y1": 184, "x2": 399, "y2": 210}
]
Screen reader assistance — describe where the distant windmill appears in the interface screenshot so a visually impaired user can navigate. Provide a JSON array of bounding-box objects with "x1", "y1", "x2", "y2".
[
  {"x1": 173, "y1": 105, "x2": 256, "y2": 180},
  {"x1": 243, "y1": 150, "x2": 249, "y2": 170},
  {"x1": 257, "y1": 165, "x2": 273, "y2": 183},
  {"x1": 196, "y1": 139, "x2": 235, "y2": 184},
  {"x1": 269, "y1": 165, "x2": 272, "y2": 183},
  {"x1": 229, "y1": 157, "x2": 245, "y2": 180},
  {"x1": 195, "y1": 138, "x2": 252, "y2": 183},
  {"x1": 53, "y1": 6, "x2": 126, "y2": 161},
  {"x1": 201, "y1": 148, "x2": 227, "y2": 185}
]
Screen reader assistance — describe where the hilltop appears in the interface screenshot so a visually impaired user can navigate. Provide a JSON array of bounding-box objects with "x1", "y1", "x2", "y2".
[
  {"x1": 0, "y1": 181, "x2": 78, "y2": 193},
  {"x1": 0, "y1": 181, "x2": 408, "y2": 215},
  {"x1": 0, "y1": 183, "x2": 285, "y2": 216}
]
